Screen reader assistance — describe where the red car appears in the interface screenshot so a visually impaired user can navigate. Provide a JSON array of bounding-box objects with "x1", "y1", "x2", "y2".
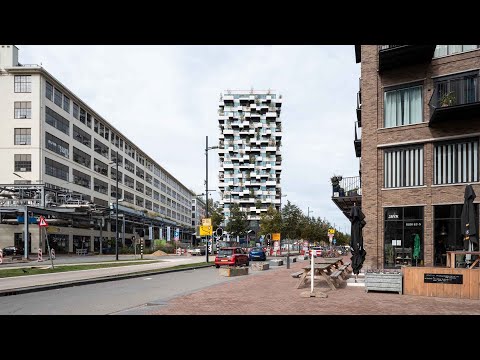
[{"x1": 215, "y1": 247, "x2": 249, "y2": 268}]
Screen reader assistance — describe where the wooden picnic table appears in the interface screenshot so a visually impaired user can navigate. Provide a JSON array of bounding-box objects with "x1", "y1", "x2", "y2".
[
  {"x1": 315, "y1": 257, "x2": 344, "y2": 269},
  {"x1": 295, "y1": 263, "x2": 337, "y2": 291}
]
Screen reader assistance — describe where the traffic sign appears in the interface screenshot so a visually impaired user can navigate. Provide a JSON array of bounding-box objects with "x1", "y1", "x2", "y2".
[
  {"x1": 199, "y1": 225, "x2": 212, "y2": 236},
  {"x1": 328, "y1": 228, "x2": 335, "y2": 234},
  {"x1": 272, "y1": 233, "x2": 281, "y2": 241},
  {"x1": 38, "y1": 216, "x2": 49, "y2": 227},
  {"x1": 202, "y1": 218, "x2": 212, "y2": 227},
  {"x1": 333, "y1": 238, "x2": 337, "y2": 245}
]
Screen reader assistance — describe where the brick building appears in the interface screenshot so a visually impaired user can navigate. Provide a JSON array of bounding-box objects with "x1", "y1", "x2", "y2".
[{"x1": 334, "y1": 45, "x2": 480, "y2": 269}]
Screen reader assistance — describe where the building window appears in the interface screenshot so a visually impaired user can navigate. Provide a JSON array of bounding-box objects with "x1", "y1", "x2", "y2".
[
  {"x1": 124, "y1": 174, "x2": 134, "y2": 189},
  {"x1": 45, "y1": 106, "x2": 69, "y2": 135},
  {"x1": 110, "y1": 150, "x2": 123, "y2": 167},
  {"x1": 111, "y1": 186, "x2": 122, "y2": 200},
  {"x1": 94, "y1": 139, "x2": 109, "y2": 159},
  {"x1": 384, "y1": 85, "x2": 422, "y2": 128},
  {"x1": 45, "y1": 157, "x2": 69, "y2": 181},
  {"x1": 94, "y1": 178, "x2": 108, "y2": 195},
  {"x1": 14, "y1": 154, "x2": 31, "y2": 172},
  {"x1": 145, "y1": 186, "x2": 153, "y2": 198},
  {"x1": 73, "y1": 147, "x2": 91, "y2": 169},
  {"x1": 124, "y1": 159, "x2": 135, "y2": 173},
  {"x1": 111, "y1": 167, "x2": 123, "y2": 184},
  {"x1": 434, "y1": 45, "x2": 480, "y2": 58},
  {"x1": 54, "y1": 88, "x2": 63, "y2": 107},
  {"x1": 145, "y1": 173, "x2": 152, "y2": 184},
  {"x1": 72, "y1": 169, "x2": 91, "y2": 189},
  {"x1": 434, "y1": 139, "x2": 479, "y2": 185},
  {"x1": 46, "y1": 81, "x2": 53, "y2": 101},
  {"x1": 136, "y1": 181, "x2": 144, "y2": 193},
  {"x1": 434, "y1": 204, "x2": 479, "y2": 266},
  {"x1": 124, "y1": 190, "x2": 134, "y2": 204},
  {"x1": 63, "y1": 95, "x2": 70, "y2": 113},
  {"x1": 45, "y1": 132, "x2": 69, "y2": 158},
  {"x1": 94, "y1": 158, "x2": 109, "y2": 177},
  {"x1": 136, "y1": 166, "x2": 144, "y2": 180},
  {"x1": 14, "y1": 128, "x2": 31, "y2": 145},
  {"x1": 145, "y1": 200, "x2": 152, "y2": 210},
  {"x1": 136, "y1": 196, "x2": 144, "y2": 207},
  {"x1": 73, "y1": 125, "x2": 92, "y2": 148},
  {"x1": 73, "y1": 103, "x2": 79, "y2": 119},
  {"x1": 79, "y1": 108, "x2": 86, "y2": 125},
  {"x1": 86, "y1": 113, "x2": 92, "y2": 128},
  {"x1": 384, "y1": 146, "x2": 423, "y2": 188},
  {"x1": 14, "y1": 75, "x2": 31, "y2": 93},
  {"x1": 14, "y1": 102, "x2": 31, "y2": 119}
]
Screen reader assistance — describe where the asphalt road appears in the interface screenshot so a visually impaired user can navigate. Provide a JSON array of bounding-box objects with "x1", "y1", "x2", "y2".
[{"x1": 0, "y1": 266, "x2": 245, "y2": 315}]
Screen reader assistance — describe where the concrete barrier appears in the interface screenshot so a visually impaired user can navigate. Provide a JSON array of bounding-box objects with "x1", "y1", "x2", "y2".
[
  {"x1": 269, "y1": 259, "x2": 283, "y2": 266},
  {"x1": 219, "y1": 267, "x2": 249, "y2": 277},
  {"x1": 251, "y1": 262, "x2": 269, "y2": 271}
]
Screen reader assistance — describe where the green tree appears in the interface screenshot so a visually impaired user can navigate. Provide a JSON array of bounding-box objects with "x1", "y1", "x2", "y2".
[
  {"x1": 281, "y1": 201, "x2": 303, "y2": 240},
  {"x1": 225, "y1": 203, "x2": 249, "y2": 237},
  {"x1": 259, "y1": 205, "x2": 282, "y2": 235},
  {"x1": 208, "y1": 199, "x2": 224, "y2": 230}
]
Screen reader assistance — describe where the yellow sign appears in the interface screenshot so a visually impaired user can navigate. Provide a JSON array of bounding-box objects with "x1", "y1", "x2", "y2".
[
  {"x1": 202, "y1": 218, "x2": 212, "y2": 227},
  {"x1": 199, "y1": 225, "x2": 213, "y2": 236},
  {"x1": 272, "y1": 233, "x2": 281, "y2": 241},
  {"x1": 328, "y1": 228, "x2": 335, "y2": 234},
  {"x1": 46, "y1": 226, "x2": 61, "y2": 234}
]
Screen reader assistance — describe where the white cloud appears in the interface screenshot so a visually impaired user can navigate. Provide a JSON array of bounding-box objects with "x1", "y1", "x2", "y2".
[{"x1": 19, "y1": 45, "x2": 360, "y2": 233}]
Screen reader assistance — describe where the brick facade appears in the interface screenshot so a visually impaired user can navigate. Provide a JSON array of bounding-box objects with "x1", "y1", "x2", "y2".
[{"x1": 360, "y1": 45, "x2": 480, "y2": 269}]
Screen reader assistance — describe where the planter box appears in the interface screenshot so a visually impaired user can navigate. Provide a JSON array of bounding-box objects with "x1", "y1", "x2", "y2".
[
  {"x1": 219, "y1": 267, "x2": 249, "y2": 277},
  {"x1": 365, "y1": 271, "x2": 403, "y2": 294},
  {"x1": 251, "y1": 262, "x2": 269, "y2": 271}
]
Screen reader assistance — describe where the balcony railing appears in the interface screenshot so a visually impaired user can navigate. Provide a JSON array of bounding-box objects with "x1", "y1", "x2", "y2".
[
  {"x1": 428, "y1": 75, "x2": 480, "y2": 126},
  {"x1": 332, "y1": 176, "x2": 361, "y2": 197},
  {"x1": 354, "y1": 121, "x2": 361, "y2": 158},
  {"x1": 378, "y1": 45, "x2": 436, "y2": 72},
  {"x1": 356, "y1": 77, "x2": 362, "y2": 127}
]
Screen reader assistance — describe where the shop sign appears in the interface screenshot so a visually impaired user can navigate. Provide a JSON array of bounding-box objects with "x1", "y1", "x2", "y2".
[
  {"x1": 424, "y1": 274, "x2": 463, "y2": 284},
  {"x1": 405, "y1": 222, "x2": 422, "y2": 227}
]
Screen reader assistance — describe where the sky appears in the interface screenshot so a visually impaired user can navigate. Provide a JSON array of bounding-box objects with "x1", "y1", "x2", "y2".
[{"x1": 19, "y1": 45, "x2": 360, "y2": 234}]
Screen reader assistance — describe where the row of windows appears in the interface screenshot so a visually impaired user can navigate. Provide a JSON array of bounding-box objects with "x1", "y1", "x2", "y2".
[
  {"x1": 384, "y1": 139, "x2": 479, "y2": 188},
  {"x1": 383, "y1": 71, "x2": 479, "y2": 129},
  {"x1": 434, "y1": 45, "x2": 480, "y2": 58},
  {"x1": 43, "y1": 88, "x2": 192, "y2": 203}
]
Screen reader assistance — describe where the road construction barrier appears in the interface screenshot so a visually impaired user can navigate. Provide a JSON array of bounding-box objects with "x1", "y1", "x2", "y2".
[
  {"x1": 0, "y1": 249, "x2": 3, "y2": 264},
  {"x1": 50, "y1": 248, "x2": 56, "y2": 260},
  {"x1": 37, "y1": 248, "x2": 43, "y2": 262}
]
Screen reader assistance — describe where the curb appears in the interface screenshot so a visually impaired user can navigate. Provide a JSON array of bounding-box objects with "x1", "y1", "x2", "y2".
[{"x1": 0, "y1": 263, "x2": 215, "y2": 297}]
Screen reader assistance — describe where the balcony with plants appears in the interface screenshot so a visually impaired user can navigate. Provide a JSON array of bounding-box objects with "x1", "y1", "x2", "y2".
[
  {"x1": 428, "y1": 73, "x2": 480, "y2": 126},
  {"x1": 378, "y1": 45, "x2": 436, "y2": 72},
  {"x1": 330, "y1": 175, "x2": 362, "y2": 219}
]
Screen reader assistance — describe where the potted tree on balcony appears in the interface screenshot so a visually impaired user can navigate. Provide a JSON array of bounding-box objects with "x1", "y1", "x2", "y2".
[
  {"x1": 440, "y1": 91, "x2": 456, "y2": 107},
  {"x1": 330, "y1": 175, "x2": 344, "y2": 197}
]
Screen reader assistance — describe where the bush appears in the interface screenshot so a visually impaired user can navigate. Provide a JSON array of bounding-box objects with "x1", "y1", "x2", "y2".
[{"x1": 157, "y1": 243, "x2": 175, "y2": 254}]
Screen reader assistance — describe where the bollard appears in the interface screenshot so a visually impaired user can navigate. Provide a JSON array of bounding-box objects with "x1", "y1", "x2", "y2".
[
  {"x1": 0, "y1": 249, "x2": 3, "y2": 264},
  {"x1": 141, "y1": 241, "x2": 143, "y2": 260},
  {"x1": 37, "y1": 248, "x2": 43, "y2": 262},
  {"x1": 50, "y1": 248, "x2": 56, "y2": 260}
]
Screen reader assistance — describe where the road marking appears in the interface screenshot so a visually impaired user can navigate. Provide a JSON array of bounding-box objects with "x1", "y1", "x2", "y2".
[{"x1": 144, "y1": 277, "x2": 152, "y2": 280}]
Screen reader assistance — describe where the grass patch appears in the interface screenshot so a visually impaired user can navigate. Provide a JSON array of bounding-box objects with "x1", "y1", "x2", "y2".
[
  {"x1": 0, "y1": 260, "x2": 215, "y2": 278},
  {"x1": 0, "y1": 261, "x2": 158, "y2": 278}
]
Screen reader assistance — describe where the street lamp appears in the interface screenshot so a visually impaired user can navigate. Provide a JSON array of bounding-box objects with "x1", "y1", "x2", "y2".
[
  {"x1": 205, "y1": 135, "x2": 219, "y2": 263},
  {"x1": 307, "y1": 207, "x2": 314, "y2": 219},
  {"x1": 279, "y1": 194, "x2": 290, "y2": 268},
  {"x1": 109, "y1": 155, "x2": 119, "y2": 261}
]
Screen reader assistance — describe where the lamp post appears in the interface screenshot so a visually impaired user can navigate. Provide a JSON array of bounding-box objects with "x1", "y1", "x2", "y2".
[
  {"x1": 110, "y1": 155, "x2": 119, "y2": 261},
  {"x1": 280, "y1": 194, "x2": 289, "y2": 268},
  {"x1": 205, "y1": 135, "x2": 219, "y2": 263}
]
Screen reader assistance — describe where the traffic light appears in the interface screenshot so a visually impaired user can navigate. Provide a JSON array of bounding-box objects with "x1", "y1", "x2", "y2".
[
  {"x1": 216, "y1": 227, "x2": 223, "y2": 237},
  {"x1": 266, "y1": 233, "x2": 271, "y2": 246}
]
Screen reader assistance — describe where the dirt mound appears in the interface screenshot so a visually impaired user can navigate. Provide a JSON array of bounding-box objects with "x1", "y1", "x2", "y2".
[{"x1": 151, "y1": 250, "x2": 168, "y2": 256}]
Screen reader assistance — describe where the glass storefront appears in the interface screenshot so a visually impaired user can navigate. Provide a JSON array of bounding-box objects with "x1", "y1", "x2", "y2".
[
  {"x1": 73, "y1": 235, "x2": 91, "y2": 253},
  {"x1": 434, "y1": 204, "x2": 479, "y2": 266},
  {"x1": 384, "y1": 206, "x2": 424, "y2": 268},
  {"x1": 49, "y1": 234, "x2": 69, "y2": 253}
]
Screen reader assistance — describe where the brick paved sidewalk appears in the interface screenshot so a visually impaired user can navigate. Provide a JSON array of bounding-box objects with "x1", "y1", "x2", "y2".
[{"x1": 149, "y1": 257, "x2": 480, "y2": 315}]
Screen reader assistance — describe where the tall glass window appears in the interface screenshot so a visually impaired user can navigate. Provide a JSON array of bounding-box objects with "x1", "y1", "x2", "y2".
[
  {"x1": 434, "y1": 45, "x2": 480, "y2": 58},
  {"x1": 434, "y1": 139, "x2": 479, "y2": 185},
  {"x1": 384, "y1": 85, "x2": 422, "y2": 127}
]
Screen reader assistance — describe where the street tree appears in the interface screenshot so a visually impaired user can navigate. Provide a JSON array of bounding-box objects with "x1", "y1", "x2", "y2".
[
  {"x1": 259, "y1": 205, "x2": 282, "y2": 235},
  {"x1": 225, "y1": 203, "x2": 249, "y2": 237},
  {"x1": 208, "y1": 199, "x2": 224, "y2": 230}
]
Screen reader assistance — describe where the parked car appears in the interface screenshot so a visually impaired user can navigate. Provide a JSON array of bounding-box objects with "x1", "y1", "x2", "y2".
[
  {"x1": 215, "y1": 247, "x2": 249, "y2": 268},
  {"x1": 248, "y1": 247, "x2": 267, "y2": 261},
  {"x1": 2, "y1": 246, "x2": 23, "y2": 256},
  {"x1": 187, "y1": 246, "x2": 206, "y2": 256},
  {"x1": 308, "y1": 246, "x2": 323, "y2": 258}
]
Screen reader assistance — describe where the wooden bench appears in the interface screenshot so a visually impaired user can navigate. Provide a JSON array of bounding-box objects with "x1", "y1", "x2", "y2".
[
  {"x1": 330, "y1": 267, "x2": 349, "y2": 287},
  {"x1": 290, "y1": 271, "x2": 304, "y2": 278},
  {"x1": 337, "y1": 265, "x2": 350, "y2": 279},
  {"x1": 76, "y1": 249, "x2": 88, "y2": 256}
]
